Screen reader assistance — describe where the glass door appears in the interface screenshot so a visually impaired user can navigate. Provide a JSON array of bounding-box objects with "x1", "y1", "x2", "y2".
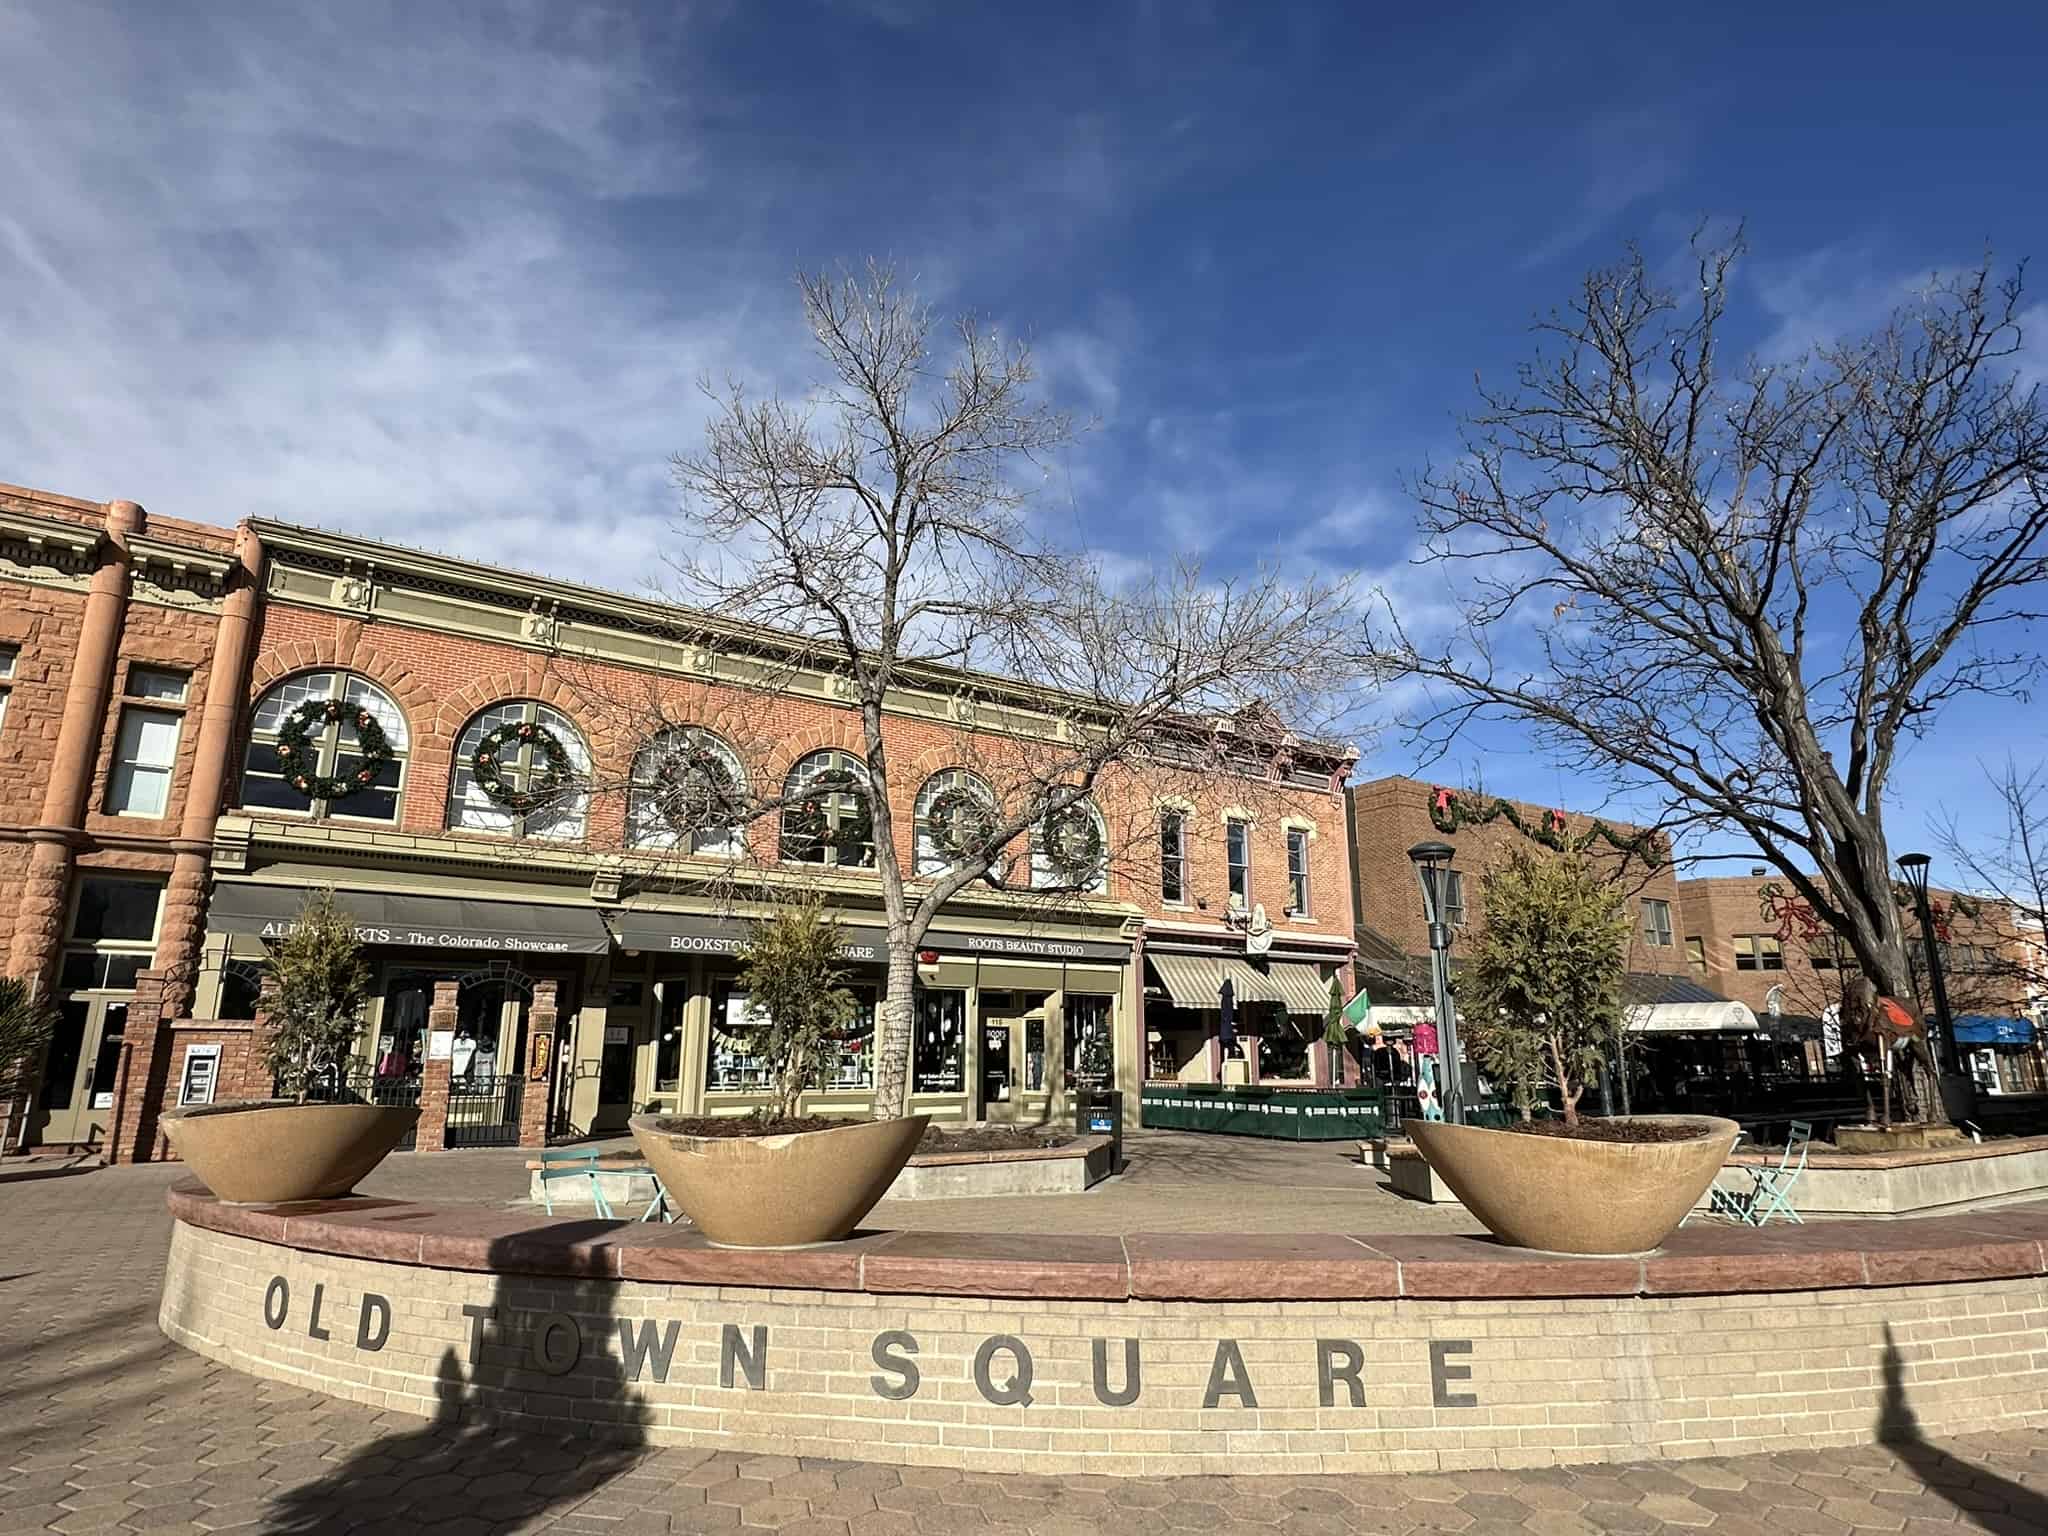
[
  {"x1": 35, "y1": 998, "x2": 129, "y2": 1147},
  {"x1": 979, "y1": 1022, "x2": 1014, "y2": 1120}
]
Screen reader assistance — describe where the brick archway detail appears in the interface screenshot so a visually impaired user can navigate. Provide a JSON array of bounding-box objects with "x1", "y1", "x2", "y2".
[{"x1": 245, "y1": 636, "x2": 433, "y2": 744}]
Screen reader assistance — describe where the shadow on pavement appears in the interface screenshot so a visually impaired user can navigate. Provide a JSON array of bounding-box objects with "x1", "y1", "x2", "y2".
[
  {"x1": 1877, "y1": 1321, "x2": 2048, "y2": 1531},
  {"x1": 266, "y1": 1226, "x2": 650, "y2": 1533}
]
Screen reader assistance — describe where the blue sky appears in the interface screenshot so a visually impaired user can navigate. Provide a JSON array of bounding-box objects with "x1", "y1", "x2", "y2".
[{"x1": 3, "y1": 1, "x2": 2044, "y2": 871}]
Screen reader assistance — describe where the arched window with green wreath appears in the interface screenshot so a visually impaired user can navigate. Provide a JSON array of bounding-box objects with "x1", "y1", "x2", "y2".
[
  {"x1": 446, "y1": 700, "x2": 591, "y2": 841},
  {"x1": 239, "y1": 670, "x2": 409, "y2": 823},
  {"x1": 779, "y1": 749, "x2": 874, "y2": 868}
]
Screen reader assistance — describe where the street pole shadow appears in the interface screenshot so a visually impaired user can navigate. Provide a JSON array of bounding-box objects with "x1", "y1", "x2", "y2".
[
  {"x1": 266, "y1": 1227, "x2": 652, "y2": 1533},
  {"x1": 1876, "y1": 1321, "x2": 2048, "y2": 1530}
]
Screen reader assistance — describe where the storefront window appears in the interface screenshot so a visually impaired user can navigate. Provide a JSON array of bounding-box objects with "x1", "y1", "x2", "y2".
[
  {"x1": 914, "y1": 988, "x2": 965, "y2": 1094},
  {"x1": 707, "y1": 981, "x2": 774, "y2": 1093},
  {"x1": 1065, "y1": 994, "x2": 1113, "y2": 1090},
  {"x1": 826, "y1": 991, "x2": 877, "y2": 1089},
  {"x1": 376, "y1": 974, "x2": 435, "y2": 1079},
  {"x1": 655, "y1": 983, "x2": 686, "y2": 1096},
  {"x1": 1026, "y1": 1017, "x2": 1047, "y2": 1091}
]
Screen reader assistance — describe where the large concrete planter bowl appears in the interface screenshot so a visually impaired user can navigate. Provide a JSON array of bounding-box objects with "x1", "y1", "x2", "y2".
[
  {"x1": 1406, "y1": 1114, "x2": 1739, "y2": 1255},
  {"x1": 160, "y1": 1102, "x2": 420, "y2": 1204},
  {"x1": 630, "y1": 1113, "x2": 931, "y2": 1247}
]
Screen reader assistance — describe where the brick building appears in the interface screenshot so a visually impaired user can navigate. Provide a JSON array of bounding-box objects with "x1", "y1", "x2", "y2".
[
  {"x1": 1678, "y1": 870, "x2": 2048, "y2": 1095},
  {"x1": 1, "y1": 482, "x2": 1356, "y2": 1160}
]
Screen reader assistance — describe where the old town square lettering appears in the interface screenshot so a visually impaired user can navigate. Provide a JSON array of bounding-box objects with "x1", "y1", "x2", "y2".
[{"x1": 259, "y1": 1275, "x2": 1480, "y2": 1410}]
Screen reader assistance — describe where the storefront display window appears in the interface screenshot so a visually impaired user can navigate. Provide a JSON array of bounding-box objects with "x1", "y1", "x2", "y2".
[
  {"x1": 1026, "y1": 1017, "x2": 1047, "y2": 1091},
  {"x1": 825, "y1": 991, "x2": 877, "y2": 1089},
  {"x1": 1065, "y1": 994, "x2": 1113, "y2": 1090},
  {"x1": 707, "y1": 981, "x2": 773, "y2": 1093},
  {"x1": 1260, "y1": 1019, "x2": 1311, "y2": 1080},
  {"x1": 914, "y1": 987, "x2": 965, "y2": 1094}
]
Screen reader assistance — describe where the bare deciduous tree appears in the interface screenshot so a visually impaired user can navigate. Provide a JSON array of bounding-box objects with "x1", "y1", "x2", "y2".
[
  {"x1": 1367, "y1": 233, "x2": 2048, "y2": 1123},
  {"x1": 1936, "y1": 758, "x2": 2048, "y2": 1010},
  {"x1": 586, "y1": 265, "x2": 1360, "y2": 1120}
]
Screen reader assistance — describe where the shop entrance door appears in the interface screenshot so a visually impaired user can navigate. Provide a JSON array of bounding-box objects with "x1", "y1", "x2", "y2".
[
  {"x1": 36, "y1": 998, "x2": 129, "y2": 1147},
  {"x1": 978, "y1": 1021, "x2": 1015, "y2": 1121}
]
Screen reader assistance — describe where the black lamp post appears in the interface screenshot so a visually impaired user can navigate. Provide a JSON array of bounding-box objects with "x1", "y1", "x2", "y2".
[
  {"x1": 1409, "y1": 840, "x2": 1465, "y2": 1124},
  {"x1": 1895, "y1": 852, "x2": 1960, "y2": 1076}
]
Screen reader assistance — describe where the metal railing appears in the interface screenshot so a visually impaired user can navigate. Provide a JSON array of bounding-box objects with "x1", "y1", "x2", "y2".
[{"x1": 445, "y1": 1074, "x2": 523, "y2": 1148}]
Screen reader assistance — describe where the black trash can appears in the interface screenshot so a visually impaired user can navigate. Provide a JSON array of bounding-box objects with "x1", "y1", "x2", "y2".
[{"x1": 1075, "y1": 1089, "x2": 1124, "y2": 1174}]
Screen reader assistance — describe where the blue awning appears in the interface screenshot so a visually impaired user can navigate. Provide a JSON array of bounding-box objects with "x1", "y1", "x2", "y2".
[{"x1": 1953, "y1": 1015, "x2": 2036, "y2": 1046}]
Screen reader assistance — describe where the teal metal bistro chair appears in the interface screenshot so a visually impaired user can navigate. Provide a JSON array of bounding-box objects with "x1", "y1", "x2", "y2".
[
  {"x1": 536, "y1": 1147, "x2": 676, "y2": 1222},
  {"x1": 1729, "y1": 1120, "x2": 1812, "y2": 1226}
]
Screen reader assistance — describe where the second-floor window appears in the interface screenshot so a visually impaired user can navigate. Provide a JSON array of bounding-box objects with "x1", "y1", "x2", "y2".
[
  {"x1": 0, "y1": 644, "x2": 16, "y2": 740},
  {"x1": 1437, "y1": 869, "x2": 1467, "y2": 928},
  {"x1": 1160, "y1": 810, "x2": 1188, "y2": 904},
  {"x1": 106, "y1": 666, "x2": 190, "y2": 819},
  {"x1": 1641, "y1": 898, "x2": 1673, "y2": 947},
  {"x1": 448, "y1": 701, "x2": 592, "y2": 841},
  {"x1": 1685, "y1": 936, "x2": 1707, "y2": 975},
  {"x1": 1734, "y1": 934, "x2": 1784, "y2": 972},
  {"x1": 1225, "y1": 818, "x2": 1251, "y2": 906},
  {"x1": 241, "y1": 671, "x2": 409, "y2": 823},
  {"x1": 628, "y1": 728, "x2": 748, "y2": 856},
  {"x1": 781, "y1": 749, "x2": 875, "y2": 868},
  {"x1": 1286, "y1": 827, "x2": 1310, "y2": 917}
]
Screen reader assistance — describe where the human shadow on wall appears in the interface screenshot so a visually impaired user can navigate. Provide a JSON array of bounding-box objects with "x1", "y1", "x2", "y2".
[
  {"x1": 266, "y1": 1221, "x2": 651, "y2": 1534},
  {"x1": 1876, "y1": 1321, "x2": 2048, "y2": 1530}
]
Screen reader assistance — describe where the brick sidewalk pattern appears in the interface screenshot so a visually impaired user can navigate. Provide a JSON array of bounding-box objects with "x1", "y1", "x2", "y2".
[{"x1": 6, "y1": 1159, "x2": 2048, "y2": 1533}]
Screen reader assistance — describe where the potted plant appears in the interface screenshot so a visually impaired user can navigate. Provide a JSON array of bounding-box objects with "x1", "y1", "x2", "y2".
[
  {"x1": 0, "y1": 976, "x2": 58, "y2": 1155},
  {"x1": 631, "y1": 894, "x2": 929, "y2": 1246},
  {"x1": 1405, "y1": 851, "x2": 1736, "y2": 1254},
  {"x1": 161, "y1": 890, "x2": 418, "y2": 1203}
]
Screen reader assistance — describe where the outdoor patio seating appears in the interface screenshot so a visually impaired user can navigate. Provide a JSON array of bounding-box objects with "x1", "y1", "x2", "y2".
[
  {"x1": 1731, "y1": 1119, "x2": 1812, "y2": 1226},
  {"x1": 536, "y1": 1147, "x2": 675, "y2": 1221}
]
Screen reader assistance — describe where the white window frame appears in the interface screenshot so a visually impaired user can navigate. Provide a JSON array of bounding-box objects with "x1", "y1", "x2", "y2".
[
  {"x1": 1160, "y1": 809, "x2": 1189, "y2": 906},
  {"x1": 1285, "y1": 827, "x2": 1311, "y2": 917},
  {"x1": 1225, "y1": 817, "x2": 1251, "y2": 906},
  {"x1": 913, "y1": 768, "x2": 998, "y2": 876},
  {"x1": 241, "y1": 671, "x2": 410, "y2": 824},
  {"x1": 0, "y1": 643, "x2": 17, "y2": 742},
  {"x1": 628, "y1": 728, "x2": 748, "y2": 856},
  {"x1": 780, "y1": 749, "x2": 876, "y2": 869},
  {"x1": 1642, "y1": 898, "x2": 1674, "y2": 947},
  {"x1": 1031, "y1": 798, "x2": 1108, "y2": 893},
  {"x1": 447, "y1": 700, "x2": 591, "y2": 841},
  {"x1": 108, "y1": 705, "x2": 183, "y2": 818}
]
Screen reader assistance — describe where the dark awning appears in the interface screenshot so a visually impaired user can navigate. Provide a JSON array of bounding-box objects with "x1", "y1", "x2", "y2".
[
  {"x1": 207, "y1": 883, "x2": 614, "y2": 956},
  {"x1": 609, "y1": 908, "x2": 1128, "y2": 965}
]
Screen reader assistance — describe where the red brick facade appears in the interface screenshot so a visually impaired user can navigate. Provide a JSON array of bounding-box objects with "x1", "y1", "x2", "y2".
[
  {"x1": 1346, "y1": 775, "x2": 1686, "y2": 980},
  {"x1": 2, "y1": 480, "x2": 1357, "y2": 1156}
]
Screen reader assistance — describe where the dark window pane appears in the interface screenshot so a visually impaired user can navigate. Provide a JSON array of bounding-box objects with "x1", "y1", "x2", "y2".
[
  {"x1": 72, "y1": 880, "x2": 160, "y2": 943},
  {"x1": 40, "y1": 1002, "x2": 89, "y2": 1109},
  {"x1": 341, "y1": 787, "x2": 399, "y2": 822},
  {"x1": 59, "y1": 952, "x2": 96, "y2": 991},
  {"x1": 238, "y1": 773, "x2": 307, "y2": 811},
  {"x1": 221, "y1": 966, "x2": 263, "y2": 1020},
  {"x1": 101, "y1": 955, "x2": 148, "y2": 990},
  {"x1": 335, "y1": 753, "x2": 401, "y2": 790}
]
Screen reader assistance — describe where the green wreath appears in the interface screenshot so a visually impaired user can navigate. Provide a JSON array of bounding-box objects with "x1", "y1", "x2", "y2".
[
  {"x1": 925, "y1": 784, "x2": 998, "y2": 864},
  {"x1": 274, "y1": 698, "x2": 395, "y2": 803},
  {"x1": 651, "y1": 742, "x2": 746, "y2": 838},
  {"x1": 1040, "y1": 803, "x2": 1104, "y2": 884},
  {"x1": 784, "y1": 767, "x2": 874, "y2": 864},
  {"x1": 471, "y1": 720, "x2": 577, "y2": 814},
  {"x1": 1427, "y1": 786, "x2": 1667, "y2": 869}
]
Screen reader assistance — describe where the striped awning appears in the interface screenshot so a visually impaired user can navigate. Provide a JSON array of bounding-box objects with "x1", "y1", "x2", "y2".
[{"x1": 1146, "y1": 955, "x2": 1330, "y2": 1013}]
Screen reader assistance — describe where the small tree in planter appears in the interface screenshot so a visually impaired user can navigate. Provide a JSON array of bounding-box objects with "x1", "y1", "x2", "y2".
[
  {"x1": 263, "y1": 891, "x2": 370, "y2": 1103},
  {"x1": 1459, "y1": 850, "x2": 1630, "y2": 1129},
  {"x1": 737, "y1": 893, "x2": 859, "y2": 1121},
  {"x1": 0, "y1": 977, "x2": 58, "y2": 1151}
]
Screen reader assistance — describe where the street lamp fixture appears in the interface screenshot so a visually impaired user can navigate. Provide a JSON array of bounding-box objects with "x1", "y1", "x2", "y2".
[
  {"x1": 1409, "y1": 840, "x2": 1465, "y2": 1124},
  {"x1": 1895, "y1": 852, "x2": 1961, "y2": 1077}
]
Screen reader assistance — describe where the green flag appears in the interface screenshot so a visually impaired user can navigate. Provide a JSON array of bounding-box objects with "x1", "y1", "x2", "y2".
[{"x1": 1341, "y1": 986, "x2": 1372, "y2": 1027}]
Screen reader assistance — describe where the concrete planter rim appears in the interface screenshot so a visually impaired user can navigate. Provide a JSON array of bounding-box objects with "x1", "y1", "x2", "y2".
[
  {"x1": 629, "y1": 1112, "x2": 931, "y2": 1248},
  {"x1": 1405, "y1": 1113, "x2": 1741, "y2": 1256}
]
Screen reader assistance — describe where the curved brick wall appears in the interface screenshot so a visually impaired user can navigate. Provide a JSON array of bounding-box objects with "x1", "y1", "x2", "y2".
[{"x1": 160, "y1": 1186, "x2": 2048, "y2": 1476}]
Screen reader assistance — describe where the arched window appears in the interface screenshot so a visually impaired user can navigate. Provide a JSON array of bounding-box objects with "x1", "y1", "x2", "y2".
[
  {"x1": 913, "y1": 768, "x2": 998, "y2": 876},
  {"x1": 779, "y1": 749, "x2": 874, "y2": 868},
  {"x1": 1032, "y1": 796, "x2": 1108, "y2": 893},
  {"x1": 629, "y1": 728, "x2": 749, "y2": 856},
  {"x1": 446, "y1": 701, "x2": 591, "y2": 841},
  {"x1": 240, "y1": 670, "x2": 409, "y2": 823}
]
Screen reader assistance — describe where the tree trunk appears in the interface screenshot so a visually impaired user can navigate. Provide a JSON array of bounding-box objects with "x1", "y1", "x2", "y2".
[{"x1": 872, "y1": 940, "x2": 917, "y2": 1120}]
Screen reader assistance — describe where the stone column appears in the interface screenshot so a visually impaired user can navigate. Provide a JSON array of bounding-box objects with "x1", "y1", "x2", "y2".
[
  {"x1": 415, "y1": 981, "x2": 458, "y2": 1152},
  {"x1": 158, "y1": 525, "x2": 265, "y2": 1015},
  {"x1": 109, "y1": 969, "x2": 170, "y2": 1166},
  {"x1": 7, "y1": 500, "x2": 142, "y2": 992},
  {"x1": 519, "y1": 980, "x2": 557, "y2": 1148}
]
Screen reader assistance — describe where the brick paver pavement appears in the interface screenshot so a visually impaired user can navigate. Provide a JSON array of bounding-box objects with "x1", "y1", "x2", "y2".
[{"x1": 7, "y1": 1158, "x2": 2048, "y2": 1533}]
